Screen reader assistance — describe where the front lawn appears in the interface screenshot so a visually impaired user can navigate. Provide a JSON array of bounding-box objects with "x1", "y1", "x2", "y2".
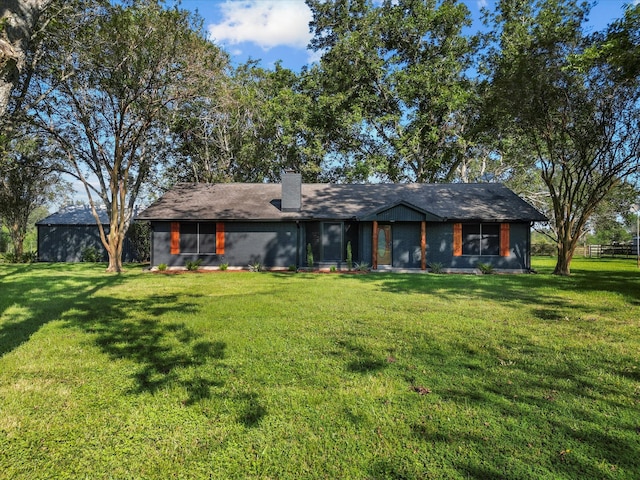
[{"x1": 0, "y1": 258, "x2": 638, "y2": 479}]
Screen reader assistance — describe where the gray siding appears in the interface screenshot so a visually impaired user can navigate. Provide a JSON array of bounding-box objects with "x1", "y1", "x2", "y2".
[
  {"x1": 427, "y1": 222, "x2": 531, "y2": 271},
  {"x1": 150, "y1": 221, "x2": 299, "y2": 268},
  {"x1": 225, "y1": 223, "x2": 298, "y2": 267},
  {"x1": 377, "y1": 205, "x2": 425, "y2": 222},
  {"x1": 150, "y1": 220, "x2": 532, "y2": 271},
  {"x1": 37, "y1": 225, "x2": 138, "y2": 262},
  {"x1": 392, "y1": 223, "x2": 422, "y2": 268}
]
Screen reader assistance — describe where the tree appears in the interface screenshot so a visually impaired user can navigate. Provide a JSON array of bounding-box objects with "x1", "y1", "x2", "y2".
[
  {"x1": 0, "y1": 135, "x2": 64, "y2": 259},
  {"x1": 485, "y1": 0, "x2": 640, "y2": 275},
  {"x1": 586, "y1": 182, "x2": 639, "y2": 245},
  {"x1": 33, "y1": 0, "x2": 226, "y2": 272},
  {"x1": 0, "y1": 0, "x2": 56, "y2": 120},
  {"x1": 168, "y1": 61, "x2": 325, "y2": 185},
  {"x1": 306, "y1": 0, "x2": 479, "y2": 182}
]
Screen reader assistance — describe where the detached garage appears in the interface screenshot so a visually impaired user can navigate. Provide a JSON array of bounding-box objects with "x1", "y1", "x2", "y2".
[{"x1": 37, "y1": 205, "x2": 139, "y2": 262}]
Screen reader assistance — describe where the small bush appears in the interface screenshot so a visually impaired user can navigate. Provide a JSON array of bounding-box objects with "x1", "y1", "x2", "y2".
[
  {"x1": 3, "y1": 251, "x2": 37, "y2": 263},
  {"x1": 288, "y1": 264, "x2": 297, "y2": 272},
  {"x1": 306, "y1": 243, "x2": 314, "y2": 269},
  {"x1": 248, "y1": 261, "x2": 262, "y2": 272},
  {"x1": 186, "y1": 259, "x2": 203, "y2": 271},
  {"x1": 330, "y1": 266, "x2": 337, "y2": 272},
  {"x1": 346, "y1": 241, "x2": 353, "y2": 271},
  {"x1": 157, "y1": 263, "x2": 168, "y2": 271},
  {"x1": 429, "y1": 262, "x2": 444, "y2": 274},
  {"x1": 354, "y1": 262, "x2": 370, "y2": 272},
  {"x1": 219, "y1": 263, "x2": 228, "y2": 271},
  {"x1": 81, "y1": 246, "x2": 102, "y2": 263},
  {"x1": 477, "y1": 262, "x2": 494, "y2": 274}
]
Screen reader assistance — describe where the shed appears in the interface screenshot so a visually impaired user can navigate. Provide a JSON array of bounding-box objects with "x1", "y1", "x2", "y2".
[{"x1": 36, "y1": 205, "x2": 138, "y2": 262}]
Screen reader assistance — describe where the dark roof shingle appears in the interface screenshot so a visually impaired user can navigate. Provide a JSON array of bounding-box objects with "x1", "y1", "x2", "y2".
[{"x1": 136, "y1": 182, "x2": 547, "y2": 223}]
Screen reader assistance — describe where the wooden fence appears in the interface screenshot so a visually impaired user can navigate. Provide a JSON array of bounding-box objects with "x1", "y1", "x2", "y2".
[{"x1": 532, "y1": 244, "x2": 638, "y2": 258}]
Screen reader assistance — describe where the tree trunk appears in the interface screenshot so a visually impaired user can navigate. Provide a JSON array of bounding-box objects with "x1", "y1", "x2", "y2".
[
  {"x1": 105, "y1": 225, "x2": 124, "y2": 273},
  {"x1": 9, "y1": 222, "x2": 24, "y2": 260},
  {"x1": 553, "y1": 238, "x2": 574, "y2": 276}
]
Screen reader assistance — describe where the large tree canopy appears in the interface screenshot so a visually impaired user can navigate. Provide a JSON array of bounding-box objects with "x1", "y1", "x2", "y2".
[
  {"x1": 306, "y1": 0, "x2": 479, "y2": 182},
  {"x1": 32, "y1": 0, "x2": 227, "y2": 272},
  {"x1": 168, "y1": 61, "x2": 325, "y2": 185},
  {"x1": 0, "y1": 0, "x2": 54, "y2": 119},
  {"x1": 485, "y1": 0, "x2": 640, "y2": 275}
]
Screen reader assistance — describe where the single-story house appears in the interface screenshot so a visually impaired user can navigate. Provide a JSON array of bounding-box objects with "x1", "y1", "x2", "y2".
[
  {"x1": 37, "y1": 205, "x2": 139, "y2": 262},
  {"x1": 136, "y1": 173, "x2": 547, "y2": 272}
]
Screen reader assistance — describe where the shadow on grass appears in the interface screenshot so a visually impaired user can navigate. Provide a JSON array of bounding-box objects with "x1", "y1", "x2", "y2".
[
  {"x1": 0, "y1": 264, "x2": 265, "y2": 421},
  {"x1": 353, "y1": 259, "x2": 640, "y2": 320},
  {"x1": 397, "y1": 334, "x2": 640, "y2": 478},
  {"x1": 0, "y1": 264, "x2": 124, "y2": 356}
]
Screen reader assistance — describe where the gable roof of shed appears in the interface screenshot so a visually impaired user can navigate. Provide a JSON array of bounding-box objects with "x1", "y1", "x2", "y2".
[
  {"x1": 137, "y1": 182, "x2": 547, "y2": 223},
  {"x1": 36, "y1": 205, "x2": 110, "y2": 226}
]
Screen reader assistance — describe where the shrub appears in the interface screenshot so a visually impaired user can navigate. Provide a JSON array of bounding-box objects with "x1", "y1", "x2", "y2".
[
  {"x1": 186, "y1": 259, "x2": 202, "y2": 271},
  {"x1": 477, "y1": 262, "x2": 494, "y2": 274},
  {"x1": 306, "y1": 243, "x2": 314, "y2": 269},
  {"x1": 288, "y1": 264, "x2": 297, "y2": 272},
  {"x1": 353, "y1": 262, "x2": 370, "y2": 272},
  {"x1": 3, "y1": 251, "x2": 37, "y2": 263},
  {"x1": 248, "y1": 261, "x2": 263, "y2": 272},
  {"x1": 330, "y1": 266, "x2": 337, "y2": 272},
  {"x1": 219, "y1": 263, "x2": 228, "y2": 271},
  {"x1": 81, "y1": 246, "x2": 102, "y2": 262},
  {"x1": 128, "y1": 221, "x2": 151, "y2": 262},
  {"x1": 429, "y1": 262, "x2": 444, "y2": 274},
  {"x1": 346, "y1": 241, "x2": 353, "y2": 271},
  {"x1": 157, "y1": 263, "x2": 168, "y2": 271}
]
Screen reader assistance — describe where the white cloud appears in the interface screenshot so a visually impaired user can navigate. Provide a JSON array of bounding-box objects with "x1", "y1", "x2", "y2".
[
  {"x1": 208, "y1": 0, "x2": 313, "y2": 51},
  {"x1": 476, "y1": 0, "x2": 488, "y2": 9}
]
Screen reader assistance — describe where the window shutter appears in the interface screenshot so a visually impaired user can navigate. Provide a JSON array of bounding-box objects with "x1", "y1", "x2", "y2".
[
  {"x1": 170, "y1": 222, "x2": 180, "y2": 255},
  {"x1": 500, "y1": 223, "x2": 510, "y2": 257},
  {"x1": 216, "y1": 222, "x2": 225, "y2": 255},
  {"x1": 453, "y1": 223, "x2": 462, "y2": 257}
]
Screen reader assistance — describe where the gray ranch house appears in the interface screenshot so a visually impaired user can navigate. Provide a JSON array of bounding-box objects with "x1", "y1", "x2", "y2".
[{"x1": 136, "y1": 173, "x2": 547, "y2": 272}]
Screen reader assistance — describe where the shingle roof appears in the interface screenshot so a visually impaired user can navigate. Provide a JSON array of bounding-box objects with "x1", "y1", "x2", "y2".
[
  {"x1": 36, "y1": 205, "x2": 110, "y2": 225},
  {"x1": 137, "y1": 182, "x2": 547, "y2": 223}
]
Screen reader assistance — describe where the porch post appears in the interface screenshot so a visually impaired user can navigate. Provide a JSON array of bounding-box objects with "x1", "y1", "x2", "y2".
[
  {"x1": 421, "y1": 221, "x2": 426, "y2": 270},
  {"x1": 372, "y1": 220, "x2": 378, "y2": 270}
]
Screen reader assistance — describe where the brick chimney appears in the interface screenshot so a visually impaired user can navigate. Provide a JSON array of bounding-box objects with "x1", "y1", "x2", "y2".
[{"x1": 281, "y1": 171, "x2": 302, "y2": 212}]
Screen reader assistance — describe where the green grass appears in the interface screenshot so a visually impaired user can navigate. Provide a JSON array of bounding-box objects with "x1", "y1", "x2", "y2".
[{"x1": 0, "y1": 258, "x2": 638, "y2": 479}]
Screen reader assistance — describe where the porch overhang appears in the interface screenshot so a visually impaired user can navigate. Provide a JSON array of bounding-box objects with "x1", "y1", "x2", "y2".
[{"x1": 359, "y1": 200, "x2": 444, "y2": 222}]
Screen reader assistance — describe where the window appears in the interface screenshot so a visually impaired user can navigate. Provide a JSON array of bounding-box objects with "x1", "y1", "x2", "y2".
[
  {"x1": 323, "y1": 222, "x2": 343, "y2": 261},
  {"x1": 171, "y1": 222, "x2": 216, "y2": 254},
  {"x1": 305, "y1": 222, "x2": 345, "y2": 261},
  {"x1": 461, "y1": 223, "x2": 500, "y2": 256}
]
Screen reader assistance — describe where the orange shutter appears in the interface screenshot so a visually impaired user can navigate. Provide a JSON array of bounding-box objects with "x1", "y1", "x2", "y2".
[
  {"x1": 453, "y1": 223, "x2": 462, "y2": 257},
  {"x1": 170, "y1": 222, "x2": 180, "y2": 254},
  {"x1": 500, "y1": 223, "x2": 510, "y2": 257},
  {"x1": 216, "y1": 222, "x2": 225, "y2": 255}
]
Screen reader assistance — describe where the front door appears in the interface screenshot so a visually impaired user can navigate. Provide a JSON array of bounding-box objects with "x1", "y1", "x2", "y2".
[{"x1": 377, "y1": 224, "x2": 392, "y2": 265}]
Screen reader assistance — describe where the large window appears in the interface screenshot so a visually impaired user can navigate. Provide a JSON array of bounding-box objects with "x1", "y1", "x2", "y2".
[
  {"x1": 172, "y1": 222, "x2": 216, "y2": 254},
  {"x1": 322, "y1": 222, "x2": 343, "y2": 261},
  {"x1": 462, "y1": 223, "x2": 500, "y2": 256},
  {"x1": 305, "y1": 222, "x2": 346, "y2": 262}
]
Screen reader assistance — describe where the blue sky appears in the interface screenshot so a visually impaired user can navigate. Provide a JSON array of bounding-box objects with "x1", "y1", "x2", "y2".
[{"x1": 178, "y1": 0, "x2": 637, "y2": 71}]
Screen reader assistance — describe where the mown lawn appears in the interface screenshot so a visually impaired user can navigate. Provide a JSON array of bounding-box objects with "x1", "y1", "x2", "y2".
[{"x1": 0, "y1": 257, "x2": 638, "y2": 479}]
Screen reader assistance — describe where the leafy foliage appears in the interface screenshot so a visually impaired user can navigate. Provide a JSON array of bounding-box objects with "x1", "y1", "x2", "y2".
[
  {"x1": 32, "y1": 0, "x2": 226, "y2": 272},
  {"x1": 484, "y1": 0, "x2": 640, "y2": 275},
  {"x1": 185, "y1": 259, "x2": 202, "y2": 271},
  {"x1": 306, "y1": 0, "x2": 480, "y2": 182}
]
